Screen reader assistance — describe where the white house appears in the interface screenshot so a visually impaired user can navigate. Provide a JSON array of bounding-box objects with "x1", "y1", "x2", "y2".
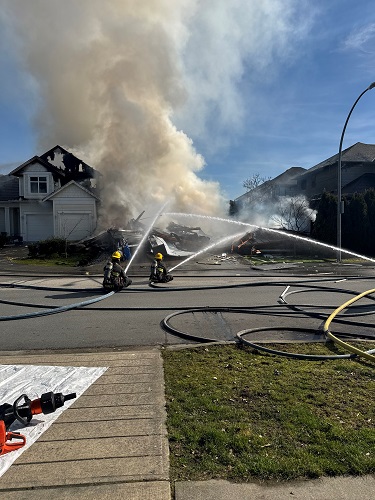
[{"x1": 0, "y1": 145, "x2": 100, "y2": 243}]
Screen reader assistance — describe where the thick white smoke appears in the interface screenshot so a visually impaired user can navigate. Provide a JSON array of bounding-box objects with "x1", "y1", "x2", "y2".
[{"x1": 1, "y1": 0, "x2": 312, "y2": 228}]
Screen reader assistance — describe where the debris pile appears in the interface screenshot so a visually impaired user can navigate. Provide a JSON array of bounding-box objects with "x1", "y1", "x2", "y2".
[
  {"x1": 79, "y1": 214, "x2": 212, "y2": 259},
  {"x1": 79, "y1": 212, "x2": 268, "y2": 262},
  {"x1": 196, "y1": 253, "x2": 241, "y2": 265}
]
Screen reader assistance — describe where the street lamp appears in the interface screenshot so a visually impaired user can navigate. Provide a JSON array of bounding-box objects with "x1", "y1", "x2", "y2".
[{"x1": 337, "y1": 81, "x2": 375, "y2": 263}]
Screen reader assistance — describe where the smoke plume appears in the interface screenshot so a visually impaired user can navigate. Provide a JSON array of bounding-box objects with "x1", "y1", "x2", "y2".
[{"x1": 1, "y1": 0, "x2": 312, "y2": 228}]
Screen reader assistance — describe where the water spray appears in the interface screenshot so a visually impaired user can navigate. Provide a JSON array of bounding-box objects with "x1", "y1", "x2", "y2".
[
  {"x1": 164, "y1": 212, "x2": 375, "y2": 264},
  {"x1": 169, "y1": 230, "x2": 247, "y2": 272},
  {"x1": 124, "y1": 202, "x2": 169, "y2": 274}
]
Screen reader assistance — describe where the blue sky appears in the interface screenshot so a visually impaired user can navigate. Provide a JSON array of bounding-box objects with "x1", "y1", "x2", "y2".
[{"x1": 1, "y1": 0, "x2": 375, "y2": 207}]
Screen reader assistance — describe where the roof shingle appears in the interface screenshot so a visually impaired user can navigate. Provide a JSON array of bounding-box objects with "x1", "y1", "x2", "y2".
[{"x1": 0, "y1": 175, "x2": 19, "y2": 201}]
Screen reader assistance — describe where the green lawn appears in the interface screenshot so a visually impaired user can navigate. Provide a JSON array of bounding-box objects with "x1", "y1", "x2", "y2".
[
  {"x1": 11, "y1": 256, "x2": 85, "y2": 267},
  {"x1": 163, "y1": 343, "x2": 375, "y2": 482},
  {"x1": 245, "y1": 256, "x2": 370, "y2": 265}
]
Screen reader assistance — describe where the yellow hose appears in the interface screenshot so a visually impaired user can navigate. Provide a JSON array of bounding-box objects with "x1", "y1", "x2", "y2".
[{"x1": 323, "y1": 288, "x2": 375, "y2": 363}]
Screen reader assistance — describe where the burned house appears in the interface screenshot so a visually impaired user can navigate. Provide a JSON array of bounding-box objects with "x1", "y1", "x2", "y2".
[{"x1": 0, "y1": 145, "x2": 100, "y2": 242}]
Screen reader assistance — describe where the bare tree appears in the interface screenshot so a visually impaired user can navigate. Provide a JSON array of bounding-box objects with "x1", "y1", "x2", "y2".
[
  {"x1": 60, "y1": 215, "x2": 88, "y2": 257},
  {"x1": 271, "y1": 196, "x2": 315, "y2": 232},
  {"x1": 243, "y1": 173, "x2": 271, "y2": 192},
  {"x1": 241, "y1": 173, "x2": 274, "y2": 213}
]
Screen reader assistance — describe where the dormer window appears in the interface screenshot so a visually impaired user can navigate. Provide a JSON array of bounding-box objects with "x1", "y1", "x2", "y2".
[{"x1": 30, "y1": 176, "x2": 47, "y2": 194}]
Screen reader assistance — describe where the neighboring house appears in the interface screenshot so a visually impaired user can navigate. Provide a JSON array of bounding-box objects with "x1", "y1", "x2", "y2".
[
  {"x1": 0, "y1": 145, "x2": 100, "y2": 242},
  {"x1": 234, "y1": 167, "x2": 306, "y2": 211},
  {"x1": 294, "y1": 142, "x2": 375, "y2": 199},
  {"x1": 233, "y1": 142, "x2": 375, "y2": 209}
]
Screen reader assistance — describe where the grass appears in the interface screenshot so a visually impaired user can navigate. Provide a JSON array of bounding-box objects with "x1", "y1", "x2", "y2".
[
  {"x1": 245, "y1": 256, "x2": 371, "y2": 265},
  {"x1": 163, "y1": 343, "x2": 375, "y2": 482},
  {"x1": 10, "y1": 256, "x2": 85, "y2": 267}
]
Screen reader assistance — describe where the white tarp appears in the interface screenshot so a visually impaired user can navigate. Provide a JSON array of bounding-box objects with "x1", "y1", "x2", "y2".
[
  {"x1": 151, "y1": 235, "x2": 194, "y2": 257},
  {"x1": 0, "y1": 364, "x2": 108, "y2": 477}
]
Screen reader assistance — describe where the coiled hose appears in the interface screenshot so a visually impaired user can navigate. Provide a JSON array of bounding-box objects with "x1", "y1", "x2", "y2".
[{"x1": 323, "y1": 288, "x2": 375, "y2": 363}]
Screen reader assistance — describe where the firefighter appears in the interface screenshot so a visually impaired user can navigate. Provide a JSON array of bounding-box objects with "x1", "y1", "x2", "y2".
[
  {"x1": 149, "y1": 252, "x2": 173, "y2": 283},
  {"x1": 103, "y1": 251, "x2": 132, "y2": 291}
]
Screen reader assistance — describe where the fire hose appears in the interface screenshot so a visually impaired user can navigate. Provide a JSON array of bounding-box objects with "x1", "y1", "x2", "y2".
[
  {"x1": 0, "y1": 291, "x2": 114, "y2": 321},
  {"x1": 323, "y1": 288, "x2": 375, "y2": 363}
]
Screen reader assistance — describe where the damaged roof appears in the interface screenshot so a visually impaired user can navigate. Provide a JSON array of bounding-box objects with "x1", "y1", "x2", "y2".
[
  {"x1": 9, "y1": 155, "x2": 65, "y2": 178},
  {"x1": 40, "y1": 145, "x2": 99, "y2": 179}
]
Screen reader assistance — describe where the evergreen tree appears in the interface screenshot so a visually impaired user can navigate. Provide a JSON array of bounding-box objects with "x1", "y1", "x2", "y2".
[
  {"x1": 363, "y1": 188, "x2": 375, "y2": 256},
  {"x1": 311, "y1": 191, "x2": 337, "y2": 244},
  {"x1": 343, "y1": 193, "x2": 367, "y2": 254},
  {"x1": 311, "y1": 189, "x2": 375, "y2": 257}
]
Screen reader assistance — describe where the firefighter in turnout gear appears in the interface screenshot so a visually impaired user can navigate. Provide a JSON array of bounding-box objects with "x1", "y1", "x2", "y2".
[
  {"x1": 103, "y1": 251, "x2": 132, "y2": 291},
  {"x1": 149, "y1": 253, "x2": 173, "y2": 283}
]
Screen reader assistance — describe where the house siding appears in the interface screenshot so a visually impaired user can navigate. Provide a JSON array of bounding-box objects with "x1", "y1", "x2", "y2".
[
  {"x1": 25, "y1": 213, "x2": 54, "y2": 241},
  {"x1": 343, "y1": 163, "x2": 375, "y2": 186},
  {"x1": 0, "y1": 205, "x2": 21, "y2": 237},
  {"x1": 297, "y1": 162, "x2": 375, "y2": 198},
  {"x1": 50, "y1": 183, "x2": 97, "y2": 241},
  {"x1": 20, "y1": 201, "x2": 54, "y2": 242},
  {"x1": 57, "y1": 212, "x2": 92, "y2": 241},
  {"x1": 0, "y1": 147, "x2": 100, "y2": 242},
  {"x1": 21, "y1": 163, "x2": 54, "y2": 199},
  {"x1": 298, "y1": 165, "x2": 336, "y2": 197}
]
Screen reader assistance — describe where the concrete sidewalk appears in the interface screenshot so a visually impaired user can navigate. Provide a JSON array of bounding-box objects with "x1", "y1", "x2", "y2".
[
  {"x1": 0, "y1": 348, "x2": 171, "y2": 499},
  {"x1": 174, "y1": 476, "x2": 375, "y2": 499},
  {"x1": 0, "y1": 348, "x2": 373, "y2": 499}
]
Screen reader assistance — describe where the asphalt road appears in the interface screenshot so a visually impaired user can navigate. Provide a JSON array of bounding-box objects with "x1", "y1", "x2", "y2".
[{"x1": 1, "y1": 258, "x2": 375, "y2": 352}]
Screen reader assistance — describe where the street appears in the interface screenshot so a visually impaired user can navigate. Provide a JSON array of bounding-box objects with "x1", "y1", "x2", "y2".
[{"x1": 1, "y1": 265, "x2": 375, "y2": 351}]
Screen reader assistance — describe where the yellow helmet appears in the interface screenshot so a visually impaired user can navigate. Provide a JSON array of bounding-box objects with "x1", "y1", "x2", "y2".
[
  {"x1": 112, "y1": 251, "x2": 122, "y2": 260},
  {"x1": 155, "y1": 252, "x2": 163, "y2": 260}
]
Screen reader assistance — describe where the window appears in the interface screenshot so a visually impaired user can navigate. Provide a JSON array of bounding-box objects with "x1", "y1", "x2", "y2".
[{"x1": 30, "y1": 176, "x2": 47, "y2": 194}]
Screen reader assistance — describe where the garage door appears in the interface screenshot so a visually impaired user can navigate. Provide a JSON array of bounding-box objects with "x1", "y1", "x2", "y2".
[
  {"x1": 25, "y1": 214, "x2": 54, "y2": 242},
  {"x1": 58, "y1": 213, "x2": 91, "y2": 241}
]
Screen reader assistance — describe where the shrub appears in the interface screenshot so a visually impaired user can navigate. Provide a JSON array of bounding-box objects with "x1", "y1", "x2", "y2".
[
  {"x1": 27, "y1": 238, "x2": 66, "y2": 258},
  {"x1": 0, "y1": 233, "x2": 8, "y2": 248}
]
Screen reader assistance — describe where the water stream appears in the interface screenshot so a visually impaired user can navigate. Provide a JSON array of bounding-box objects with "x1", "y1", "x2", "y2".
[
  {"x1": 124, "y1": 201, "x2": 168, "y2": 274},
  {"x1": 164, "y1": 212, "x2": 375, "y2": 264},
  {"x1": 169, "y1": 230, "x2": 246, "y2": 272}
]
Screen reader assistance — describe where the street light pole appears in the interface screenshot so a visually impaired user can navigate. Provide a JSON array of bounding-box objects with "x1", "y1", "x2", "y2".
[{"x1": 336, "y1": 82, "x2": 375, "y2": 263}]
